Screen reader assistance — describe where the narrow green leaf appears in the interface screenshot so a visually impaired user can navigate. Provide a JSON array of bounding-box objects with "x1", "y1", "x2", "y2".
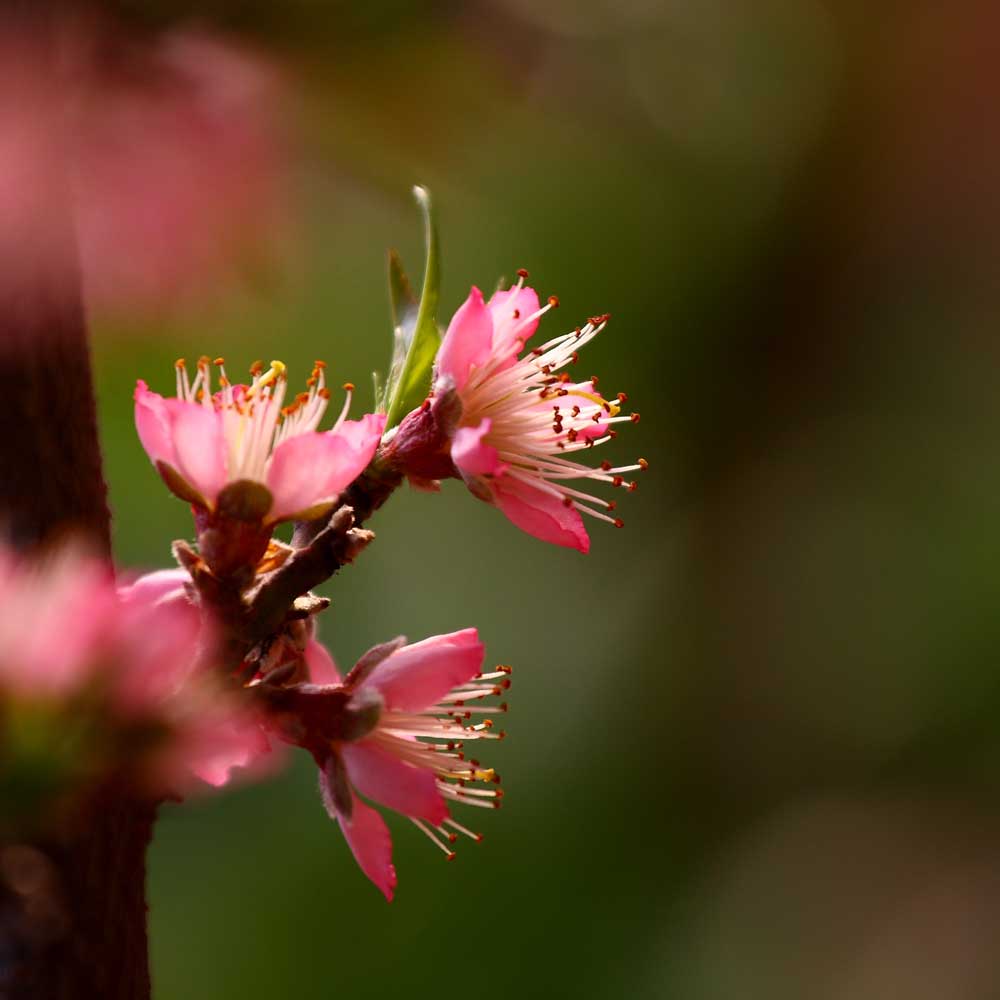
[{"x1": 383, "y1": 186, "x2": 442, "y2": 428}]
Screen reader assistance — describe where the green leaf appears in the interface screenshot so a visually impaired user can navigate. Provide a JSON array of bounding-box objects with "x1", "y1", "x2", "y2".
[{"x1": 382, "y1": 186, "x2": 441, "y2": 428}]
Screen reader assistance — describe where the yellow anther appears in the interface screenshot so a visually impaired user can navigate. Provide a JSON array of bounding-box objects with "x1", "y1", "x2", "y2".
[
  {"x1": 472, "y1": 768, "x2": 496, "y2": 783},
  {"x1": 244, "y1": 360, "x2": 286, "y2": 399}
]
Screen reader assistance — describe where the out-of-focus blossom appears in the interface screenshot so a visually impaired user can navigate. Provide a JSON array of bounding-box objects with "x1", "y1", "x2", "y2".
[
  {"x1": 263, "y1": 629, "x2": 508, "y2": 900},
  {"x1": 385, "y1": 275, "x2": 646, "y2": 552},
  {"x1": 67, "y1": 25, "x2": 293, "y2": 317},
  {"x1": 135, "y1": 357, "x2": 385, "y2": 526},
  {"x1": 0, "y1": 16, "x2": 293, "y2": 323},
  {"x1": 0, "y1": 545, "x2": 259, "y2": 825}
]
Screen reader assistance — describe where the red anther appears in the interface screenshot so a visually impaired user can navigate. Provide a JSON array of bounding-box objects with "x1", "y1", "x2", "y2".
[
  {"x1": 572, "y1": 405, "x2": 581, "y2": 416},
  {"x1": 497, "y1": 665, "x2": 512, "y2": 673},
  {"x1": 500, "y1": 678, "x2": 511, "y2": 689},
  {"x1": 570, "y1": 351, "x2": 579, "y2": 364},
  {"x1": 513, "y1": 309, "x2": 521, "y2": 319},
  {"x1": 628, "y1": 481, "x2": 638, "y2": 493},
  {"x1": 342, "y1": 382, "x2": 355, "y2": 392},
  {"x1": 446, "y1": 853, "x2": 457, "y2": 862},
  {"x1": 491, "y1": 771, "x2": 502, "y2": 783},
  {"x1": 608, "y1": 430, "x2": 619, "y2": 439},
  {"x1": 314, "y1": 360, "x2": 327, "y2": 369},
  {"x1": 613, "y1": 518, "x2": 624, "y2": 528},
  {"x1": 606, "y1": 500, "x2": 617, "y2": 512},
  {"x1": 558, "y1": 388, "x2": 569, "y2": 397},
  {"x1": 516, "y1": 267, "x2": 529, "y2": 279},
  {"x1": 617, "y1": 392, "x2": 628, "y2": 403},
  {"x1": 562, "y1": 496, "x2": 573, "y2": 508},
  {"x1": 541, "y1": 365, "x2": 552, "y2": 375},
  {"x1": 454, "y1": 700, "x2": 465, "y2": 707},
  {"x1": 475, "y1": 834, "x2": 484, "y2": 843},
  {"x1": 295, "y1": 392, "x2": 310, "y2": 404},
  {"x1": 249, "y1": 360, "x2": 263, "y2": 375},
  {"x1": 590, "y1": 375, "x2": 600, "y2": 387},
  {"x1": 574, "y1": 326, "x2": 583, "y2": 337},
  {"x1": 448, "y1": 833, "x2": 458, "y2": 844},
  {"x1": 499, "y1": 702, "x2": 508, "y2": 713},
  {"x1": 547, "y1": 295, "x2": 560, "y2": 308},
  {"x1": 318, "y1": 387, "x2": 331, "y2": 400},
  {"x1": 420, "y1": 398, "x2": 431, "y2": 412},
  {"x1": 585, "y1": 438, "x2": 595, "y2": 447},
  {"x1": 558, "y1": 372, "x2": 571, "y2": 383},
  {"x1": 600, "y1": 460, "x2": 612, "y2": 471},
  {"x1": 306, "y1": 376, "x2": 317, "y2": 387},
  {"x1": 567, "y1": 428, "x2": 578, "y2": 442},
  {"x1": 612, "y1": 475, "x2": 624, "y2": 487},
  {"x1": 593, "y1": 412, "x2": 602, "y2": 422},
  {"x1": 197, "y1": 355, "x2": 211, "y2": 368},
  {"x1": 557, "y1": 441, "x2": 566, "y2": 450},
  {"x1": 213, "y1": 356, "x2": 225, "y2": 366},
  {"x1": 631, "y1": 412, "x2": 641, "y2": 423},
  {"x1": 638, "y1": 457, "x2": 649, "y2": 471}
]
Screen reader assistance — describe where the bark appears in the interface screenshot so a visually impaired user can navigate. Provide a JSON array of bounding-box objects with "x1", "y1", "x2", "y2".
[{"x1": 0, "y1": 6, "x2": 154, "y2": 997}]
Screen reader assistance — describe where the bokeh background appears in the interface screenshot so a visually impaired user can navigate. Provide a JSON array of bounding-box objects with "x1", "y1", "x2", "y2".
[{"x1": 79, "y1": 0, "x2": 1000, "y2": 997}]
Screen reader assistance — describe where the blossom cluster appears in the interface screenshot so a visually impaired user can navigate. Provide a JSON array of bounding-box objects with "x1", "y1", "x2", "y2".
[{"x1": 2, "y1": 264, "x2": 643, "y2": 899}]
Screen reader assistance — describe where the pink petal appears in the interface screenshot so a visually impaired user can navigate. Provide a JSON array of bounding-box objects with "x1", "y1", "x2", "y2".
[
  {"x1": 304, "y1": 639, "x2": 341, "y2": 684},
  {"x1": 169, "y1": 401, "x2": 228, "y2": 505},
  {"x1": 134, "y1": 380, "x2": 178, "y2": 469},
  {"x1": 488, "y1": 285, "x2": 541, "y2": 363},
  {"x1": 266, "y1": 414, "x2": 384, "y2": 523},
  {"x1": 360, "y1": 628, "x2": 484, "y2": 713},
  {"x1": 118, "y1": 567, "x2": 190, "y2": 606},
  {"x1": 491, "y1": 477, "x2": 590, "y2": 553},
  {"x1": 452, "y1": 418, "x2": 504, "y2": 477},
  {"x1": 435, "y1": 287, "x2": 494, "y2": 392},
  {"x1": 342, "y1": 743, "x2": 447, "y2": 826},
  {"x1": 334, "y1": 789, "x2": 397, "y2": 902}
]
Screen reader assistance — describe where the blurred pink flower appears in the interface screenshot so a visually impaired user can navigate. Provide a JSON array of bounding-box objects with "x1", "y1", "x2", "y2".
[
  {"x1": 0, "y1": 544, "x2": 259, "y2": 797},
  {"x1": 387, "y1": 276, "x2": 646, "y2": 551},
  {"x1": 0, "y1": 17, "x2": 293, "y2": 321},
  {"x1": 135, "y1": 358, "x2": 385, "y2": 524},
  {"x1": 67, "y1": 25, "x2": 293, "y2": 316},
  {"x1": 268, "y1": 629, "x2": 508, "y2": 900}
]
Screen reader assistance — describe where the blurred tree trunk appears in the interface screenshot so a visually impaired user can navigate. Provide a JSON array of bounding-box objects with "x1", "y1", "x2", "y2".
[{"x1": 0, "y1": 5, "x2": 153, "y2": 998}]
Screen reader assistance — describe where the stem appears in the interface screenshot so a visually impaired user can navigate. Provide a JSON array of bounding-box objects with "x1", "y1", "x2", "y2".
[{"x1": 0, "y1": 7, "x2": 152, "y2": 997}]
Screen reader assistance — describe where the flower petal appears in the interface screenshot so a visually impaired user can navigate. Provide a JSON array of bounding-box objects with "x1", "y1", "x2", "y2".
[
  {"x1": 134, "y1": 381, "x2": 178, "y2": 469},
  {"x1": 327, "y1": 784, "x2": 397, "y2": 902},
  {"x1": 435, "y1": 286, "x2": 494, "y2": 392},
  {"x1": 169, "y1": 400, "x2": 228, "y2": 505},
  {"x1": 452, "y1": 418, "x2": 504, "y2": 477},
  {"x1": 342, "y1": 742, "x2": 447, "y2": 826},
  {"x1": 488, "y1": 285, "x2": 541, "y2": 363},
  {"x1": 360, "y1": 628, "x2": 484, "y2": 713},
  {"x1": 265, "y1": 414, "x2": 385, "y2": 523},
  {"x1": 491, "y1": 476, "x2": 590, "y2": 553},
  {"x1": 304, "y1": 639, "x2": 341, "y2": 684},
  {"x1": 118, "y1": 567, "x2": 190, "y2": 607}
]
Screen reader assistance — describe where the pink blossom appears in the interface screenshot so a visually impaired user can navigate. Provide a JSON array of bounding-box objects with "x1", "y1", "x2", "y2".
[
  {"x1": 135, "y1": 358, "x2": 385, "y2": 524},
  {"x1": 269, "y1": 630, "x2": 508, "y2": 900},
  {"x1": 388, "y1": 275, "x2": 646, "y2": 551},
  {"x1": 68, "y1": 25, "x2": 293, "y2": 317},
  {"x1": 0, "y1": 548, "x2": 260, "y2": 797}
]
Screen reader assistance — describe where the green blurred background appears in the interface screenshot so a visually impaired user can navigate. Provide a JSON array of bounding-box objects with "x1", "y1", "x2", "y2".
[{"x1": 89, "y1": 1, "x2": 1000, "y2": 997}]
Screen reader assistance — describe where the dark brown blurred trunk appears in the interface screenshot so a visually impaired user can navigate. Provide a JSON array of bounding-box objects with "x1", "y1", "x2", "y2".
[{"x1": 0, "y1": 5, "x2": 153, "y2": 998}]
